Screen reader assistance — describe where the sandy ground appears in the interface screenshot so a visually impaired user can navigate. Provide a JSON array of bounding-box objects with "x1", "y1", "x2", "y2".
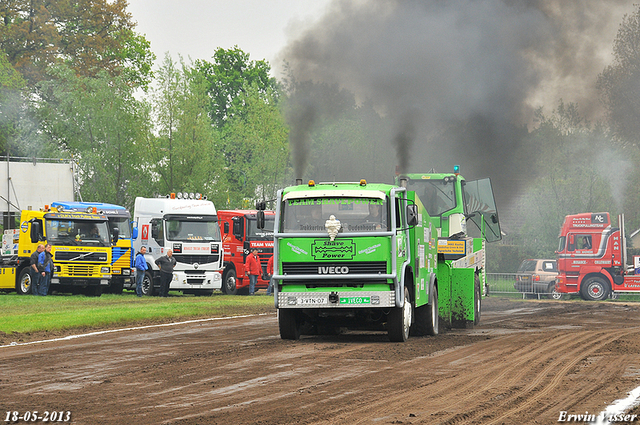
[{"x1": 2, "y1": 297, "x2": 640, "y2": 424}]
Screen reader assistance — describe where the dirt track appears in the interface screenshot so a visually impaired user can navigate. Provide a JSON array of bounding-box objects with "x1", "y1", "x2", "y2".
[{"x1": 2, "y1": 297, "x2": 640, "y2": 424}]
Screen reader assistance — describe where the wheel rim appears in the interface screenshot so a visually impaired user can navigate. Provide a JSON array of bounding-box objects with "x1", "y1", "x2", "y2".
[
  {"x1": 225, "y1": 276, "x2": 236, "y2": 293},
  {"x1": 551, "y1": 290, "x2": 562, "y2": 300},
  {"x1": 587, "y1": 282, "x2": 604, "y2": 299},
  {"x1": 20, "y1": 273, "x2": 30, "y2": 293},
  {"x1": 142, "y1": 275, "x2": 151, "y2": 294},
  {"x1": 402, "y1": 297, "x2": 411, "y2": 338}
]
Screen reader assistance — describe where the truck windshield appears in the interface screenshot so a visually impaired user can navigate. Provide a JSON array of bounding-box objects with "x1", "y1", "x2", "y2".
[
  {"x1": 406, "y1": 179, "x2": 456, "y2": 216},
  {"x1": 45, "y1": 219, "x2": 110, "y2": 247},
  {"x1": 282, "y1": 197, "x2": 388, "y2": 233},
  {"x1": 247, "y1": 217, "x2": 274, "y2": 239},
  {"x1": 165, "y1": 218, "x2": 221, "y2": 242},
  {"x1": 108, "y1": 216, "x2": 132, "y2": 239}
]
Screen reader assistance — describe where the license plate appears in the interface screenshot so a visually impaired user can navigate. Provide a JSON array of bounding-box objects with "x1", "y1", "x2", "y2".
[
  {"x1": 340, "y1": 296, "x2": 371, "y2": 305},
  {"x1": 297, "y1": 297, "x2": 327, "y2": 305}
]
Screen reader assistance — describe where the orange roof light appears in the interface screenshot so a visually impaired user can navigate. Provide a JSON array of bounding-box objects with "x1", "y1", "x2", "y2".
[
  {"x1": 360, "y1": 179, "x2": 367, "y2": 186},
  {"x1": 308, "y1": 180, "x2": 316, "y2": 187},
  {"x1": 170, "y1": 192, "x2": 176, "y2": 199}
]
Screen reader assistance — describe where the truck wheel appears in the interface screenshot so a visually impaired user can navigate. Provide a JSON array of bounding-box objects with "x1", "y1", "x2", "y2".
[
  {"x1": 411, "y1": 286, "x2": 439, "y2": 336},
  {"x1": 388, "y1": 287, "x2": 412, "y2": 342},
  {"x1": 548, "y1": 282, "x2": 565, "y2": 300},
  {"x1": 16, "y1": 268, "x2": 31, "y2": 295},
  {"x1": 278, "y1": 309, "x2": 301, "y2": 340},
  {"x1": 142, "y1": 271, "x2": 154, "y2": 296},
  {"x1": 474, "y1": 274, "x2": 481, "y2": 325},
  {"x1": 580, "y1": 276, "x2": 610, "y2": 301},
  {"x1": 223, "y1": 269, "x2": 238, "y2": 295}
]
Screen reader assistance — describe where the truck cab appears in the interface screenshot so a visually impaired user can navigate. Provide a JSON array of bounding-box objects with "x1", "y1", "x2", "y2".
[
  {"x1": 51, "y1": 201, "x2": 135, "y2": 294},
  {"x1": 218, "y1": 210, "x2": 275, "y2": 295},
  {"x1": 0, "y1": 206, "x2": 112, "y2": 296},
  {"x1": 133, "y1": 194, "x2": 223, "y2": 296}
]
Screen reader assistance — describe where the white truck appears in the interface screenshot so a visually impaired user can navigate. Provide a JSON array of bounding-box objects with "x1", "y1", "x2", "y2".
[{"x1": 133, "y1": 194, "x2": 224, "y2": 296}]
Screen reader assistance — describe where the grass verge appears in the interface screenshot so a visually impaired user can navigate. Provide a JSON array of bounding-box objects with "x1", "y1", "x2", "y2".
[{"x1": 0, "y1": 290, "x2": 275, "y2": 341}]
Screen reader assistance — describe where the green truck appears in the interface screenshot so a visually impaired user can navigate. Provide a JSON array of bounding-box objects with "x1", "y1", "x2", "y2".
[{"x1": 263, "y1": 168, "x2": 501, "y2": 342}]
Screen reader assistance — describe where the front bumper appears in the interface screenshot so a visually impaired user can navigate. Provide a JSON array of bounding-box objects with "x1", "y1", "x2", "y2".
[
  {"x1": 277, "y1": 291, "x2": 395, "y2": 308},
  {"x1": 170, "y1": 270, "x2": 222, "y2": 290}
]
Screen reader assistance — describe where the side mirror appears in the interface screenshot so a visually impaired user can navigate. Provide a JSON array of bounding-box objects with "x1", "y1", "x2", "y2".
[
  {"x1": 257, "y1": 211, "x2": 265, "y2": 229},
  {"x1": 256, "y1": 201, "x2": 266, "y2": 211},
  {"x1": 132, "y1": 224, "x2": 138, "y2": 240},
  {"x1": 112, "y1": 227, "x2": 120, "y2": 245},
  {"x1": 232, "y1": 217, "x2": 243, "y2": 240},
  {"x1": 406, "y1": 204, "x2": 418, "y2": 227},
  {"x1": 151, "y1": 223, "x2": 159, "y2": 240},
  {"x1": 224, "y1": 222, "x2": 229, "y2": 234},
  {"x1": 30, "y1": 220, "x2": 42, "y2": 243}
]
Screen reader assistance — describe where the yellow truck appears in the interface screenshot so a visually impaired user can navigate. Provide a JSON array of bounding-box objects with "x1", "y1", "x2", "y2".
[{"x1": 0, "y1": 206, "x2": 112, "y2": 296}]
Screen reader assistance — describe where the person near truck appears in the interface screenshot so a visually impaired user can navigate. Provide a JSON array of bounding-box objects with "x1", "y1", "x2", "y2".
[
  {"x1": 135, "y1": 246, "x2": 148, "y2": 297},
  {"x1": 37, "y1": 243, "x2": 54, "y2": 296},
  {"x1": 266, "y1": 255, "x2": 274, "y2": 296},
  {"x1": 155, "y1": 249, "x2": 176, "y2": 297},
  {"x1": 245, "y1": 248, "x2": 261, "y2": 295},
  {"x1": 30, "y1": 244, "x2": 45, "y2": 296}
]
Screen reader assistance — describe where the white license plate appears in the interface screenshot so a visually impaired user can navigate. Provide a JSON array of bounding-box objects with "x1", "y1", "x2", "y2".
[{"x1": 298, "y1": 297, "x2": 327, "y2": 305}]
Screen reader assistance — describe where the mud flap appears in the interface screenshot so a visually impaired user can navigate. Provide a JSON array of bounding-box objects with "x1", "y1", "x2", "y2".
[{"x1": 451, "y1": 268, "x2": 475, "y2": 328}]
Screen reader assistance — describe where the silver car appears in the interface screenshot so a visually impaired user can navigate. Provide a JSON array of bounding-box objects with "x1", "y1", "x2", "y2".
[{"x1": 514, "y1": 259, "x2": 560, "y2": 299}]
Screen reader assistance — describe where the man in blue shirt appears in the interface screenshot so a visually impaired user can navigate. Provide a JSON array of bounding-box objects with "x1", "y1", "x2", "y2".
[
  {"x1": 37, "y1": 243, "x2": 54, "y2": 296},
  {"x1": 135, "y1": 246, "x2": 148, "y2": 297}
]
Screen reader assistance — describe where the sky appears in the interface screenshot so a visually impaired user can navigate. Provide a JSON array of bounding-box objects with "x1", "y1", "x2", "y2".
[{"x1": 125, "y1": 0, "x2": 332, "y2": 76}]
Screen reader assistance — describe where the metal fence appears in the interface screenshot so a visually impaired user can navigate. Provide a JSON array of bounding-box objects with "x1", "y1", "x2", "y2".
[
  {"x1": 486, "y1": 273, "x2": 557, "y2": 299},
  {"x1": 485, "y1": 273, "x2": 640, "y2": 301}
]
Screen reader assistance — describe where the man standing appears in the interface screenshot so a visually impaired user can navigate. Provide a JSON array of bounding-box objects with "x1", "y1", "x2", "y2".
[
  {"x1": 245, "y1": 248, "x2": 261, "y2": 295},
  {"x1": 155, "y1": 249, "x2": 176, "y2": 297},
  {"x1": 30, "y1": 244, "x2": 44, "y2": 296},
  {"x1": 266, "y1": 255, "x2": 274, "y2": 296},
  {"x1": 37, "y1": 243, "x2": 54, "y2": 296},
  {"x1": 135, "y1": 246, "x2": 148, "y2": 297}
]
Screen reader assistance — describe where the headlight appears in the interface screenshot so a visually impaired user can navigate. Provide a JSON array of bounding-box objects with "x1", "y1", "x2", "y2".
[
  {"x1": 122, "y1": 268, "x2": 131, "y2": 276},
  {"x1": 101, "y1": 267, "x2": 110, "y2": 274}
]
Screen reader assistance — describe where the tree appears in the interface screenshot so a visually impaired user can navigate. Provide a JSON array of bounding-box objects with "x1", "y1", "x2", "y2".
[
  {"x1": 220, "y1": 83, "x2": 291, "y2": 208},
  {"x1": 597, "y1": 5, "x2": 640, "y2": 148},
  {"x1": 147, "y1": 54, "x2": 223, "y2": 199},
  {"x1": 36, "y1": 64, "x2": 151, "y2": 207},
  {"x1": 0, "y1": 0, "x2": 154, "y2": 88},
  {"x1": 194, "y1": 46, "x2": 278, "y2": 127}
]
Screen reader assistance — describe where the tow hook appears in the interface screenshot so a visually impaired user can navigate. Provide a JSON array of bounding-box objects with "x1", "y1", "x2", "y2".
[{"x1": 329, "y1": 292, "x2": 339, "y2": 304}]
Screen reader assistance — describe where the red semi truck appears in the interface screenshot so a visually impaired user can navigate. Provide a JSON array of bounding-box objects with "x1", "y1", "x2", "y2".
[
  {"x1": 555, "y1": 212, "x2": 640, "y2": 300},
  {"x1": 218, "y1": 210, "x2": 275, "y2": 295}
]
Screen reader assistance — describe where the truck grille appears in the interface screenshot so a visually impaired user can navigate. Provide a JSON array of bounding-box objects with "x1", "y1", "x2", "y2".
[
  {"x1": 282, "y1": 261, "x2": 387, "y2": 275},
  {"x1": 62, "y1": 265, "x2": 100, "y2": 277},
  {"x1": 173, "y1": 254, "x2": 219, "y2": 264},
  {"x1": 55, "y1": 252, "x2": 108, "y2": 262}
]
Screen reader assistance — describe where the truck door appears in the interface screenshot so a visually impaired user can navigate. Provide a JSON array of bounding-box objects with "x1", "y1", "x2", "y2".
[{"x1": 462, "y1": 178, "x2": 501, "y2": 242}]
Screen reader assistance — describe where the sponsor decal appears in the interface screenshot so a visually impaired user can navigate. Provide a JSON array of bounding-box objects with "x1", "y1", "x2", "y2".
[
  {"x1": 358, "y1": 243, "x2": 381, "y2": 255},
  {"x1": 312, "y1": 239, "x2": 355, "y2": 260},
  {"x1": 287, "y1": 242, "x2": 308, "y2": 255}
]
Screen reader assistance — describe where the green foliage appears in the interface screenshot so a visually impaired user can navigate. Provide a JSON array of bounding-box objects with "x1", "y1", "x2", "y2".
[
  {"x1": 511, "y1": 101, "x2": 623, "y2": 258},
  {"x1": 194, "y1": 46, "x2": 279, "y2": 128},
  {"x1": 0, "y1": 0, "x2": 152, "y2": 88},
  {"x1": 597, "y1": 6, "x2": 640, "y2": 147},
  {"x1": 147, "y1": 54, "x2": 223, "y2": 200},
  {"x1": 35, "y1": 64, "x2": 151, "y2": 208}
]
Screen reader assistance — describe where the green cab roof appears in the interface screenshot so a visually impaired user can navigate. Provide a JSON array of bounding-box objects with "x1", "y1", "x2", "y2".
[{"x1": 282, "y1": 181, "x2": 397, "y2": 200}]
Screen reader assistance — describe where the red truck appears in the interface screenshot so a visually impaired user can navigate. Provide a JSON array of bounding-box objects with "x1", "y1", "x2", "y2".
[
  {"x1": 218, "y1": 210, "x2": 275, "y2": 295},
  {"x1": 555, "y1": 212, "x2": 640, "y2": 300}
]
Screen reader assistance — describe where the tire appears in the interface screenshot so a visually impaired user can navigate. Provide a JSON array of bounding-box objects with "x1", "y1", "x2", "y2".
[
  {"x1": 412, "y1": 285, "x2": 439, "y2": 336},
  {"x1": 141, "y1": 271, "x2": 154, "y2": 296},
  {"x1": 580, "y1": 276, "x2": 610, "y2": 301},
  {"x1": 278, "y1": 309, "x2": 301, "y2": 340},
  {"x1": 222, "y1": 269, "x2": 238, "y2": 295},
  {"x1": 388, "y1": 287, "x2": 412, "y2": 342},
  {"x1": 548, "y1": 282, "x2": 565, "y2": 300},
  {"x1": 474, "y1": 274, "x2": 481, "y2": 325},
  {"x1": 16, "y1": 268, "x2": 31, "y2": 295}
]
